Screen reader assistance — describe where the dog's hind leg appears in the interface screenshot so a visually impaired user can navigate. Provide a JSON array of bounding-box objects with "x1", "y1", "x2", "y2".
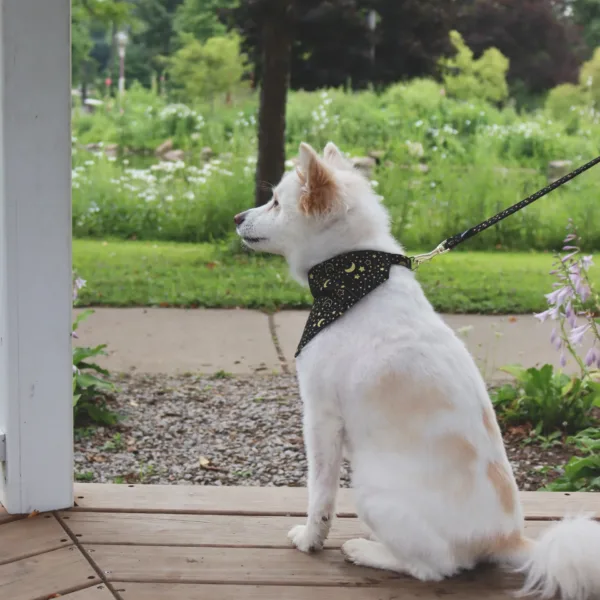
[{"x1": 347, "y1": 494, "x2": 460, "y2": 582}]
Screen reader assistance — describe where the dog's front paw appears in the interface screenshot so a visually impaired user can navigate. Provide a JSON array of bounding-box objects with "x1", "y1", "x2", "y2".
[{"x1": 288, "y1": 524, "x2": 323, "y2": 553}]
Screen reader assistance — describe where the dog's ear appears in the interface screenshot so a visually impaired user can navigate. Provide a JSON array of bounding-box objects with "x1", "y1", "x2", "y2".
[
  {"x1": 298, "y1": 142, "x2": 340, "y2": 216},
  {"x1": 323, "y1": 141, "x2": 352, "y2": 170}
]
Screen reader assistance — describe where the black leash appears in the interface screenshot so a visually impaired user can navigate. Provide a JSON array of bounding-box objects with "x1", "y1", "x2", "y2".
[{"x1": 411, "y1": 155, "x2": 600, "y2": 268}]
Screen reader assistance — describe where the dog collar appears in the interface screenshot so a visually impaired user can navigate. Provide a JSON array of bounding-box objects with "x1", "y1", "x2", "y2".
[{"x1": 295, "y1": 250, "x2": 412, "y2": 357}]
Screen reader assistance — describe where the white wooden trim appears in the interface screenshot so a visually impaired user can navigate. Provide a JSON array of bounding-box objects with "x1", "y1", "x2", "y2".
[{"x1": 0, "y1": 0, "x2": 73, "y2": 513}]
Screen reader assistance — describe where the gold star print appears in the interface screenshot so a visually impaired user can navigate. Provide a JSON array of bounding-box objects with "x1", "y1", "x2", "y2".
[
  {"x1": 359, "y1": 266, "x2": 365, "y2": 272},
  {"x1": 354, "y1": 274, "x2": 360, "y2": 279}
]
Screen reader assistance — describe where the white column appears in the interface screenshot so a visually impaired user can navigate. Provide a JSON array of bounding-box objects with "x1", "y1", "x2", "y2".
[{"x1": 0, "y1": 0, "x2": 73, "y2": 513}]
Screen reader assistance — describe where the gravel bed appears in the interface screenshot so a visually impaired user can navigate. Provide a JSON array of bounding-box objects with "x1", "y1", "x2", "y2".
[{"x1": 75, "y1": 373, "x2": 571, "y2": 490}]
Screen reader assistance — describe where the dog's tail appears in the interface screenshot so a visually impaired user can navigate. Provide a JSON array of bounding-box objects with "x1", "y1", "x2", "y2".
[{"x1": 499, "y1": 515, "x2": 600, "y2": 600}]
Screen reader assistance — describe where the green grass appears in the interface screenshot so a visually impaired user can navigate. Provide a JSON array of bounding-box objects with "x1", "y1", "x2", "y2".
[{"x1": 73, "y1": 239, "x2": 599, "y2": 314}]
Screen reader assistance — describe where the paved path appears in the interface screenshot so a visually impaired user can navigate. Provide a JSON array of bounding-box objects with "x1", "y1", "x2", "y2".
[{"x1": 74, "y1": 308, "x2": 591, "y2": 382}]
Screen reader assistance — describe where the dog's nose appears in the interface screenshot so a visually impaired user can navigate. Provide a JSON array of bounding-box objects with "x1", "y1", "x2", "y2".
[{"x1": 234, "y1": 212, "x2": 246, "y2": 226}]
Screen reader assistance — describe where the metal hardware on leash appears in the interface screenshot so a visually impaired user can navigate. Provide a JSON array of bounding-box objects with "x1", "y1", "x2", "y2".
[
  {"x1": 411, "y1": 243, "x2": 450, "y2": 267},
  {"x1": 410, "y1": 154, "x2": 600, "y2": 270}
]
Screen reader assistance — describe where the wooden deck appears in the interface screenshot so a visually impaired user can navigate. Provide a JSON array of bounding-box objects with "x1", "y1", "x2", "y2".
[{"x1": 2, "y1": 485, "x2": 599, "y2": 600}]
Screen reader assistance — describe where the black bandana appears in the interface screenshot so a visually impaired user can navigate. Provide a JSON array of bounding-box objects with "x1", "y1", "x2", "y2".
[{"x1": 295, "y1": 250, "x2": 412, "y2": 357}]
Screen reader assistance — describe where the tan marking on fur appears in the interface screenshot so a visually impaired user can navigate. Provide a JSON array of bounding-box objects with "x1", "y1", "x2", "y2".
[
  {"x1": 487, "y1": 461, "x2": 516, "y2": 514},
  {"x1": 483, "y1": 405, "x2": 502, "y2": 441},
  {"x1": 437, "y1": 434, "x2": 478, "y2": 465},
  {"x1": 454, "y1": 530, "x2": 531, "y2": 566},
  {"x1": 370, "y1": 371, "x2": 455, "y2": 420},
  {"x1": 299, "y1": 153, "x2": 339, "y2": 216},
  {"x1": 362, "y1": 372, "x2": 455, "y2": 451},
  {"x1": 296, "y1": 166, "x2": 306, "y2": 185}
]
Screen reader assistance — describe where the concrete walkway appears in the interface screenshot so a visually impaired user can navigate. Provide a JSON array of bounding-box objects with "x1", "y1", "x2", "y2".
[{"x1": 73, "y1": 308, "x2": 591, "y2": 382}]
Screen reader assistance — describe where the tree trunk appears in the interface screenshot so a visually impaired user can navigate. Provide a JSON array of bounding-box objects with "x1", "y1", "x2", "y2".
[{"x1": 254, "y1": 16, "x2": 292, "y2": 207}]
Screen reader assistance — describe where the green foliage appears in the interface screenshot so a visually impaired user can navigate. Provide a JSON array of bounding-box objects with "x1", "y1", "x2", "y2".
[
  {"x1": 166, "y1": 33, "x2": 248, "y2": 103},
  {"x1": 571, "y1": 0, "x2": 600, "y2": 52},
  {"x1": 579, "y1": 47, "x2": 600, "y2": 108},
  {"x1": 545, "y1": 83, "x2": 585, "y2": 121},
  {"x1": 440, "y1": 31, "x2": 510, "y2": 104},
  {"x1": 173, "y1": 0, "x2": 238, "y2": 42},
  {"x1": 545, "y1": 428, "x2": 600, "y2": 491},
  {"x1": 72, "y1": 309, "x2": 119, "y2": 427},
  {"x1": 72, "y1": 83, "x2": 600, "y2": 251},
  {"x1": 492, "y1": 364, "x2": 600, "y2": 435}
]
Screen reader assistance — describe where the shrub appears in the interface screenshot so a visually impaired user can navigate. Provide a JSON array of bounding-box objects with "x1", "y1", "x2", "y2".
[
  {"x1": 167, "y1": 33, "x2": 248, "y2": 104},
  {"x1": 440, "y1": 31, "x2": 510, "y2": 104}
]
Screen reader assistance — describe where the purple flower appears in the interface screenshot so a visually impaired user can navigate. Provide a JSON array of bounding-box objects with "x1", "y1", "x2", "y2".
[
  {"x1": 562, "y1": 251, "x2": 578, "y2": 263},
  {"x1": 560, "y1": 352, "x2": 567, "y2": 368},
  {"x1": 563, "y1": 245, "x2": 578, "y2": 251},
  {"x1": 582, "y1": 255, "x2": 594, "y2": 271},
  {"x1": 564, "y1": 234, "x2": 577, "y2": 243},
  {"x1": 535, "y1": 306, "x2": 560, "y2": 322},
  {"x1": 585, "y1": 347, "x2": 599, "y2": 367},
  {"x1": 569, "y1": 323, "x2": 590, "y2": 346},
  {"x1": 580, "y1": 285, "x2": 591, "y2": 303},
  {"x1": 545, "y1": 286, "x2": 571, "y2": 307}
]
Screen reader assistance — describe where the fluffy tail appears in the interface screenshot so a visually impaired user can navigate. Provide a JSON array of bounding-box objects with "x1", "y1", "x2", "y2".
[{"x1": 505, "y1": 515, "x2": 600, "y2": 600}]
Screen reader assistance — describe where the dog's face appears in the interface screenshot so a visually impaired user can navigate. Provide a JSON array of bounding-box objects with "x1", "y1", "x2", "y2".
[{"x1": 235, "y1": 142, "x2": 392, "y2": 278}]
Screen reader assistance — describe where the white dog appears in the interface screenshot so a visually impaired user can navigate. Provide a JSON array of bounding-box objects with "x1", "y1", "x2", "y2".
[{"x1": 235, "y1": 141, "x2": 600, "y2": 599}]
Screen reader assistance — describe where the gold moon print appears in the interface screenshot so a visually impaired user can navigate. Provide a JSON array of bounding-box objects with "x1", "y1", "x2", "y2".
[
  {"x1": 323, "y1": 279, "x2": 330, "y2": 288},
  {"x1": 317, "y1": 319, "x2": 325, "y2": 327},
  {"x1": 345, "y1": 263, "x2": 356, "y2": 273}
]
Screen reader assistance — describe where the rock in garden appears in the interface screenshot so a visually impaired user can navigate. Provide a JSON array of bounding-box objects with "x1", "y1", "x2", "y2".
[
  {"x1": 368, "y1": 150, "x2": 385, "y2": 164},
  {"x1": 104, "y1": 143, "x2": 118, "y2": 158},
  {"x1": 163, "y1": 149, "x2": 185, "y2": 162},
  {"x1": 547, "y1": 160, "x2": 573, "y2": 183},
  {"x1": 200, "y1": 147, "x2": 214, "y2": 161},
  {"x1": 351, "y1": 156, "x2": 376, "y2": 178},
  {"x1": 155, "y1": 139, "x2": 173, "y2": 156}
]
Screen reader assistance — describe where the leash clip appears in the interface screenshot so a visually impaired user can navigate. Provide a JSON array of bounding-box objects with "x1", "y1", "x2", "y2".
[{"x1": 411, "y1": 242, "x2": 449, "y2": 269}]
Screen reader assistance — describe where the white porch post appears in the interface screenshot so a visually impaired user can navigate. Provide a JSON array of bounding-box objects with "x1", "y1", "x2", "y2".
[{"x1": 0, "y1": 0, "x2": 73, "y2": 513}]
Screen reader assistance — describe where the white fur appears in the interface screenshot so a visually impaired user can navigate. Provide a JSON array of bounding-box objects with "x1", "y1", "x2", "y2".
[{"x1": 235, "y1": 142, "x2": 600, "y2": 599}]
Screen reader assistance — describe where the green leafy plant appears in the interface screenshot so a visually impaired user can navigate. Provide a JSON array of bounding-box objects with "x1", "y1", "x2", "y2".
[
  {"x1": 492, "y1": 364, "x2": 600, "y2": 434},
  {"x1": 545, "y1": 428, "x2": 600, "y2": 491},
  {"x1": 72, "y1": 276, "x2": 119, "y2": 426}
]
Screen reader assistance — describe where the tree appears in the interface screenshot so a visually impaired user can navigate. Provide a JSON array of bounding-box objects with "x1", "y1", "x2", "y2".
[
  {"x1": 440, "y1": 30, "x2": 509, "y2": 104},
  {"x1": 456, "y1": 0, "x2": 585, "y2": 98},
  {"x1": 231, "y1": 0, "x2": 295, "y2": 206},
  {"x1": 567, "y1": 0, "x2": 600, "y2": 53},
  {"x1": 71, "y1": 0, "x2": 132, "y2": 101},
  {"x1": 173, "y1": 0, "x2": 238, "y2": 42},
  {"x1": 167, "y1": 33, "x2": 247, "y2": 103},
  {"x1": 365, "y1": 0, "x2": 456, "y2": 87},
  {"x1": 125, "y1": 0, "x2": 184, "y2": 88}
]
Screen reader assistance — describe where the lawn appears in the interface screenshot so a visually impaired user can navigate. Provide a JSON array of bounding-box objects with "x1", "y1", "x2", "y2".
[{"x1": 73, "y1": 239, "x2": 596, "y2": 314}]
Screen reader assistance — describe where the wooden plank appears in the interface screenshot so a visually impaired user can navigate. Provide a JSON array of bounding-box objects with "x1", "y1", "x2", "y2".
[
  {"x1": 118, "y1": 582, "x2": 519, "y2": 600},
  {"x1": 0, "y1": 514, "x2": 71, "y2": 564},
  {"x1": 87, "y1": 545, "x2": 523, "y2": 590},
  {"x1": 63, "y1": 586, "x2": 116, "y2": 599},
  {"x1": 72, "y1": 484, "x2": 352, "y2": 517},
  {"x1": 0, "y1": 546, "x2": 99, "y2": 600},
  {"x1": 62, "y1": 512, "x2": 549, "y2": 548},
  {"x1": 73, "y1": 484, "x2": 600, "y2": 520},
  {"x1": 0, "y1": 504, "x2": 23, "y2": 524}
]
